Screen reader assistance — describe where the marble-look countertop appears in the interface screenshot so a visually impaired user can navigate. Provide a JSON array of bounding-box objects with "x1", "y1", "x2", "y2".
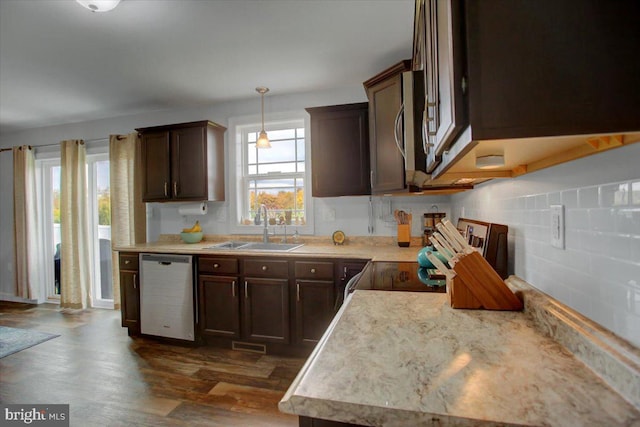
[
  {"x1": 114, "y1": 235, "x2": 422, "y2": 262},
  {"x1": 279, "y1": 288, "x2": 640, "y2": 426}
]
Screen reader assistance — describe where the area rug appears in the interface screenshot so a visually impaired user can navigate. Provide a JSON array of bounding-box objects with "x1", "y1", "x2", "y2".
[{"x1": 0, "y1": 326, "x2": 59, "y2": 358}]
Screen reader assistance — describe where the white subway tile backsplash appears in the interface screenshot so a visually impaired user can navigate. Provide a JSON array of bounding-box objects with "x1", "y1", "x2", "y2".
[
  {"x1": 535, "y1": 194, "x2": 548, "y2": 209},
  {"x1": 452, "y1": 147, "x2": 640, "y2": 347},
  {"x1": 589, "y1": 208, "x2": 617, "y2": 233},
  {"x1": 562, "y1": 189, "x2": 578, "y2": 208},
  {"x1": 579, "y1": 186, "x2": 600, "y2": 208},
  {"x1": 632, "y1": 181, "x2": 640, "y2": 205},
  {"x1": 548, "y1": 192, "x2": 561, "y2": 206},
  {"x1": 631, "y1": 236, "x2": 640, "y2": 261},
  {"x1": 616, "y1": 209, "x2": 640, "y2": 236},
  {"x1": 600, "y1": 182, "x2": 629, "y2": 207},
  {"x1": 525, "y1": 195, "x2": 536, "y2": 210},
  {"x1": 566, "y1": 208, "x2": 589, "y2": 230},
  {"x1": 565, "y1": 228, "x2": 582, "y2": 250}
]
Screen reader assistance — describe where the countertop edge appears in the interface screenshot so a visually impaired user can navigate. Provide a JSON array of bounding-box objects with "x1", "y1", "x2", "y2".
[{"x1": 507, "y1": 276, "x2": 640, "y2": 410}]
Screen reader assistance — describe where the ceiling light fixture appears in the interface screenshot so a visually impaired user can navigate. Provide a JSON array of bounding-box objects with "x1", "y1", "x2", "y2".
[
  {"x1": 476, "y1": 155, "x2": 505, "y2": 169},
  {"x1": 76, "y1": 0, "x2": 121, "y2": 13},
  {"x1": 255, "y1": 87, "x2": 271, "y2": 149}
]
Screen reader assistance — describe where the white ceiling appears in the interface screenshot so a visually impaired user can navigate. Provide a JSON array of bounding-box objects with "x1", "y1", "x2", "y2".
[{"x1": 0, "y1": 0, "x2": 414, "y2": 136}]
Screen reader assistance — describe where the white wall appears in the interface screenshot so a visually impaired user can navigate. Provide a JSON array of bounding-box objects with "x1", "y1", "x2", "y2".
[{"x1": 450, "y1": 143, "x2": 640, "y2": 348}]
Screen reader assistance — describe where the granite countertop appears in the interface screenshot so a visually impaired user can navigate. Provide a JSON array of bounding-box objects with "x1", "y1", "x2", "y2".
[
  {"x1": 279, "y1": 279, "x2": 640, "y2": 426},
  {"x1": 114, "y1": 235, "x2": 423, "y2": 262}
]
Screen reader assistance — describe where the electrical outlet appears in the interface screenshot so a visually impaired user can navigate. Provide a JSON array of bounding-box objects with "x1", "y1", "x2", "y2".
[{"x1": 550, "y1": 205, "x2": 565, "y2": 249}]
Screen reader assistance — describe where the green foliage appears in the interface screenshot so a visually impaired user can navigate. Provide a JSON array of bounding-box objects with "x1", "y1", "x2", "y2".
[
  {"x1": 98, "y1": 192, "x2": 111, "y2": 225},
  {"x1": 53, "y1": 191, "x2": 60, "y2": 224},
  {"x1": 51, "y1": 190, "x2": 111, "y2": 225}
]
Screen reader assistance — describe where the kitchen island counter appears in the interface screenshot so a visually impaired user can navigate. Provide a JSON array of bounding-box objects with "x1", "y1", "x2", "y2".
[{"x1": 278, "y1": 278, "x2": 640, "y2": 426}]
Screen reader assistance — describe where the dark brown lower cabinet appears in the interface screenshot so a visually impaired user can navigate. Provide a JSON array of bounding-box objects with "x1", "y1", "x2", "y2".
[
  {"x1": 199, "y1": 275, "x2": 240, "y2": 338},
  {"x1": 299, "y1": 416, "x2": 365, "y2": 427},
  {"x1": 119, "y1": 253, "x2": 140, "y2": 335},
  {"x1": 295, "y1": 280, "x2": 335, "y2": 345},
  {"x1": 242, "y1": 278, "x2": 290, "y2": 344},
  {"x1": 195, "y1": 255, "x2": 368, "y2": 354}
]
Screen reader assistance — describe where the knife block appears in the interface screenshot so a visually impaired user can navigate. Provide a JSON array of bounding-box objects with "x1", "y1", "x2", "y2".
[{"x1": 447, "y1": 251, "x2": 523, "y2": 311}]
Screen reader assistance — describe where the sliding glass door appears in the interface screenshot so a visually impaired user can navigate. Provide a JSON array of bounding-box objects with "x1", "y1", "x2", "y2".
[
  {"x1": 87, "y1": 153, "x2": 112, "y2": 308},
  {"x1": 35, "y1": 148, "x2": 112, "y2": 307}
]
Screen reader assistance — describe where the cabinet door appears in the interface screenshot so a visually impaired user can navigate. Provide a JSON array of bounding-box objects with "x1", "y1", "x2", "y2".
[
  {"x1": 367, "y1": 74, "x2": 405, "y2": 193},
  {"x1": 425, "y1": 0, "x2": 466, "y2": 172},
  {"x1": 171, "y1": 125, "x2": 208, "y2": 201},
  {"x1": 120, "y1": 271, "x2": 140, "y2": 333},
  {"x1": 295, "y1": 280, "x2": 335, "y2": 345},
  {"x1": 199, "y1": 275, "x2": 240, "y2": 338},
  {"x1": 465, "y1": 0, "x2": 640, "y2": 140},
  {"x1": 308, "y1": 103, "x2": 370, "y2": 197},
  {"x1": 242, "y1": 278, "x2": 290, "y2": 344},
  {"x1": 141, "y1": 131, "x2": 172, "y2": 202}
]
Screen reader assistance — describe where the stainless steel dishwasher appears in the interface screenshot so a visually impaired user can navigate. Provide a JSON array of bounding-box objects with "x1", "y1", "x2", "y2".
[{"x1": 139, "y1": 254, "x2": 195, "y2": 341}]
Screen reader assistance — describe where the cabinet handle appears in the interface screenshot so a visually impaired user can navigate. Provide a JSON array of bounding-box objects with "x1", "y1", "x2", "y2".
[
  {"x1": 164, "y1": 182, "x2": 168, "y2": 197},
  {"x1": 423, "y1": 0, "x2": 439, "y2": 149},
  {"x1": 173, "y1": 182, "x2": 178, "y2": 197},
  {"x1": 296, "y1": 282, "x2": 300, "y2": 302},
  {"x1": 133, "y1": 273, "x2": 137, "y2": 289},
  {"x1": 393, "y1": 103, "x2": 406, "y2": 159},
  {"x1": 310, "y1": 268, "x2": 316, "y2": 274},
  {"x1": 124, "y1": 259, "x2": 130, "y2": 265},
  {"x1": 244, "y1": 281, "x2": 248, "y2": 299},
  {"x1": 231, "y1": 280, "x2": 236, "y2": 298},
  {"x1": 422, "y1": 109, "x2": 428, "y2": 155},
  {"x1": 213, "y1": 263, "x2": 220, "y2": 268},
  {"x1": 262, "y1": 265, "x2": 268, "y2": 271}
]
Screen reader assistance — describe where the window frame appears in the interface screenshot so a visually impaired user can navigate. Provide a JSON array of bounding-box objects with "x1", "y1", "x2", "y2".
[{"x1": 228, "y1": 110, "x2": 314, "y2": 235}]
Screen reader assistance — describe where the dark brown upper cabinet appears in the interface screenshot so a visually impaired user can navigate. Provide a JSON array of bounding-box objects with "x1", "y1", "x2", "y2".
[
  {"x1": 412, "y1": 0, "x2": 640, "y2": 182},
  {"x1": 306, "y1": 103, "x2": 370, "y2": 197},
  {"x1": 363, "y1": 61, "x2": 409, "y2": 194},
  {"x1": 137, "y1": 120, "x2": 226, "y2": 202}
]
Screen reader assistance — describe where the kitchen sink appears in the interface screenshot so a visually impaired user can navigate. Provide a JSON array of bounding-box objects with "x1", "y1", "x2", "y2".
[
  {"x1": 206, "y1": 241, "x2": 252, "y2": 249},
  {"x1": 240, "y1": 242, "x2": 304, "y2": 252},
  {"x1": 206, "y1": 241, "x2": 304, "y2": 252}
]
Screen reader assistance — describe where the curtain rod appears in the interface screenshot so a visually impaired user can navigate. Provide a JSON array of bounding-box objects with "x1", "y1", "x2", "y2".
[{"x1": 0, "y1": 135, "x2": 127, "y2": 154}]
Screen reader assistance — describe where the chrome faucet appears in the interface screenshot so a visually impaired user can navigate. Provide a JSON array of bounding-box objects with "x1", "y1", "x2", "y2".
[{"x1": 260, "y1": 204, "x2": 269, "y2": 243}]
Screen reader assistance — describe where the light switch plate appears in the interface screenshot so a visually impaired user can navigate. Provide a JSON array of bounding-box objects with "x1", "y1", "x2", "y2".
[{"x1": 550, "y1": 205, "x2": 565, "y2": 249}]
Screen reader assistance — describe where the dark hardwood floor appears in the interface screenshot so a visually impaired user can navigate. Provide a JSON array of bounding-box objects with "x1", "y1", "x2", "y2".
[{"x1": 0, "y1": 301, "x2": 305, "y2": 426}]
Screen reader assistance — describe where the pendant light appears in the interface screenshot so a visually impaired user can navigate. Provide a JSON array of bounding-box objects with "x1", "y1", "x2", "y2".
[
  {"x1": 76, "y1": 0, "x2": 121, "y2": 12},
  {"x1": 255, "y1": 87, "x2": 271, "y2": 148}
]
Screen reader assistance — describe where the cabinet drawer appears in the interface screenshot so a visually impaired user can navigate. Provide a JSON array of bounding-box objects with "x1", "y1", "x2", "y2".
[
  {"x1": 244, "y1": 259, "x2": 289, "y2": 278},
  {"x1": 119, "y1": 253, "x2": 139, "y2": 271},
  {"x1": 294, "y1": 261, "x2": 334, "y2": 280},
  {"x1": 199, "y1": 257, "x2": 239, "y2": 275}
]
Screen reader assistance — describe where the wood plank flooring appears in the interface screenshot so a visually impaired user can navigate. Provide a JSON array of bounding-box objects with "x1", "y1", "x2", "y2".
[{"x1": 0, "y1": 301, "x2": 306, "y2": 426}]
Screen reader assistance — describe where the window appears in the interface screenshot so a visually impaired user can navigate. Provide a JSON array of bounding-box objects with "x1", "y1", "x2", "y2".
[{"x1": 230, "y1": 112, "x2": 313, "y2": 234}]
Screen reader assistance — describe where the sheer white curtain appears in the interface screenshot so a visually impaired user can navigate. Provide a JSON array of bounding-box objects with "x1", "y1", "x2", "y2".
[
  {"x1": 109, "y1": 133, "x2": 146, "y2": 309},
  {"x1": 59, "y1": 140, "x2": 93, "y2": 309},
  {"x1": 13, "y1": 145, "x2": 41, "y2": 300}
]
